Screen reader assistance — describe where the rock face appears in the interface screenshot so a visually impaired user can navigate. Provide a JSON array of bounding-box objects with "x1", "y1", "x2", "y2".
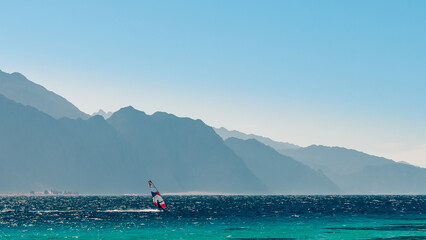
[
  {"x1": 0, "y1": 70, "x2": 89, "y2": 119},
  {"x1": 225, "y1": 138, "x2": 340, "y2": 194}
]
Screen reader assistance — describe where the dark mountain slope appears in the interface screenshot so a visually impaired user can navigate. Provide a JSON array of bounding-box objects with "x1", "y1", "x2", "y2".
[
  {"x1": 225, "y1": 138, "x2": 340, "y2": 194},
  {"x1": 107, "y1": 107, "x2": 268, "y2": 193},
  {"x1": 0, "y1": 94, "x2": 140, "y2": 193},
  {"x1": 214, "y1": 127, "x2": 299, "y2": 151},
  {"x1": 280, "y1": 145, "x2": 426, "y2": 193},
  {"x1": 0, "y1": 70, "x2": 89, "y2": 119}
]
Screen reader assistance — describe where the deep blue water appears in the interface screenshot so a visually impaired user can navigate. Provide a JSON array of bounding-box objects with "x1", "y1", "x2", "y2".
[{"x1": 0, "y1": 195, "x2": 425, "y2": 239}]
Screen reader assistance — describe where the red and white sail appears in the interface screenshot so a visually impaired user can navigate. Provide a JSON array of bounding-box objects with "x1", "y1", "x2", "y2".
[{"x1": 148, "y1": 180, "x2": 167, "y2": 210}]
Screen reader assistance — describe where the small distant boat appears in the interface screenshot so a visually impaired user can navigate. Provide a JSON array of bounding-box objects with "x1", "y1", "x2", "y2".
[{"x1": 148, "y1": 180, "x2": 167, "y2": 211}]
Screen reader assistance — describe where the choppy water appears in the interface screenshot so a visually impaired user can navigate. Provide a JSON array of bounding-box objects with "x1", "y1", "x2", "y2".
[{"x1": 0, "y1": 195, "x2": 425, "y2": 239}]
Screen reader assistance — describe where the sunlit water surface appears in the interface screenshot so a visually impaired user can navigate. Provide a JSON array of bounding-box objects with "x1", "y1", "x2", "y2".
[{"x1": 0, "y1": 195, "x2": 425, "y2": 239}]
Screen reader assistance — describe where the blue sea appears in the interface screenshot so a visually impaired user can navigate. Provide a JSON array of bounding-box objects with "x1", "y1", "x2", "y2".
[{"x1": 0, "y1": 195, "x2": 425, "y2": 239}]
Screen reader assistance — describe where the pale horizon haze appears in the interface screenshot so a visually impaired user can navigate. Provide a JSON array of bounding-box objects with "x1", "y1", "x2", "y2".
[{"x1": 1, "y1": 1, "x2": 425, "y2": 167}]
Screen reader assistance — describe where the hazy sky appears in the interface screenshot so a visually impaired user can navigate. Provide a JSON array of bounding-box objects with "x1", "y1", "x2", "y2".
[{"x1": 1, "y1": 1, "x2": 425, "y2": 167}]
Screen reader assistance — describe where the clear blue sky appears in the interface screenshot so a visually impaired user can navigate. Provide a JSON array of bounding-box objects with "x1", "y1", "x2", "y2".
[{"x1": 1, "y1": 0, "x2": 425, "y2": 166}]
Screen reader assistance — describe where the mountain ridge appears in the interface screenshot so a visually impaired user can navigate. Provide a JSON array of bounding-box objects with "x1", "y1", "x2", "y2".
[
  {"x1": 225, "y1": 137, "x2": 340, "y2": 194},
  {"x1": 0, "y1": 94, "x2": 268, "y2": 193},
  {"x1": 107, "y1": 106, "x2": 268, "y2": 193},
  {"x1": 0, "y1": 69, "x2": 89, "y2": 119},
  {"x1": 279, "y1": 145, "x2": 426, "y2": 193},
  {"x1": 214, "y1": 127, "x2": 300, "y2": 150},
  {"x1": 92, "y1": 109, "x2": 113, "y2": 119},
  {"x1": 1, "y1": 70, "x2": 425, "y2": 194}
]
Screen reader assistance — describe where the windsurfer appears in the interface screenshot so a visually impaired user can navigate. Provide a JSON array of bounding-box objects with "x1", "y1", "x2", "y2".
[
  {"x1": 157, "y1": 200, "x2": 162, "y2": 210},
  {"x1": 149, "y1": 180, "x2": 167, "y2": 211}
]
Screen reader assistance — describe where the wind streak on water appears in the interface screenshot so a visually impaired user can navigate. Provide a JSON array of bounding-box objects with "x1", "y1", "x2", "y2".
[{"x1": 0, "y1": 195, "x2": 425, "y2": 239}]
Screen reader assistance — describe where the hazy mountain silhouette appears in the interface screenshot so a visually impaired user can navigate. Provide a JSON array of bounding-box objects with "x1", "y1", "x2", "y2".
[
  {"x1": 92, "y1": 109, "x2": 113, "y2": 119},
  {"x1": 0, "y1": 70, "x2": 89, "y2": 119},
  {"x1": 107, "y1": 107, "x2": 267, "y2": 193},
  {"x1": 0, "y1": 94, "x2": 266, "y2": 194},
  {"x1": 0, "y1": 94, "x2": 140, "y2": 194},
  {"x1": 280, "y1": 145, "x2": 426, "y2": 193},
  {"x1": 225, "y1": 138, "x2": 340, "y2": 194},
  {"x1": 214, "y1": 127, "x2": 300, "y2": 150},
  {"x1": 1, "y1": 69, "x2": 425, "y2": 194}
]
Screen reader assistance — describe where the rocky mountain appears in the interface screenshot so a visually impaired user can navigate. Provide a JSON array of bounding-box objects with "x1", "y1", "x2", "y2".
[
  {"x1": 225, "y1": 138, "x2": 340, "y2": 194},
  {"x1": 92, "y1": 109, "x2": 113, "y2": 119},
  {"x1": 280, "y1": 145, "x2": 426, "y2": 194},
  {"x1": 0, "y1": 94, "x2": 139, "y2": 193},
  {"x1": 0, "y1": 94, "x2": 266, "y2": 194},
  {"x1": 214, "y1": 127, "x2": 300, "y2": 151},
  {"x1": 1, "y1": 69, "x2": 425, "y2": 194},
  {"x1": 0, "y1": 70, "x2": 89, "y2": 119},
  {"x1": 107, "y1": 107, "x2": 267, "y2": 193}
]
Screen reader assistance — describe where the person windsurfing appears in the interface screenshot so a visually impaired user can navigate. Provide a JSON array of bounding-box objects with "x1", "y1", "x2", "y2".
[
  {"x1": 148, "y1": 180, "x2": 168, "y2": 211},
  {"x1": 156, "y1": 200, "x2": 163, "y2": 210}
]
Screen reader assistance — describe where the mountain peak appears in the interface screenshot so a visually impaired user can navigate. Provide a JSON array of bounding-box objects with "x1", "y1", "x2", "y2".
[
  {"x1": 0, "y1": 70, "x2": 89, "y2": 120},
  {"x1": 109, "y1": 106, "x2": 147, "y2": 120},
  {"x1": 152, "y1": 111, "x2": 176, "y2": 119},
  {"x1": 92, "y1": 109, "x2": 113, "y2": 119},
  {"x1": 116, "y1": 106, "x2": 137, "y2": 113},
  {"x1": 11, "y1": 71, "x2": 26, "y2": 78},
  {"x1": 214, "y1": 127, "x2": 300, "y2": 151}
]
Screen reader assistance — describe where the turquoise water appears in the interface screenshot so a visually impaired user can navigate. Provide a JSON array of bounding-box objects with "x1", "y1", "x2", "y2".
[{"x1": 0, "y1": 195, "x2": 425, "y2": 239}]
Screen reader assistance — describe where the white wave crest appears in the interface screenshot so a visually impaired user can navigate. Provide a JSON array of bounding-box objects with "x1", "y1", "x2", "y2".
[{"x1": 101, "y1": 209, "x2": 161, "y2": 213}]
